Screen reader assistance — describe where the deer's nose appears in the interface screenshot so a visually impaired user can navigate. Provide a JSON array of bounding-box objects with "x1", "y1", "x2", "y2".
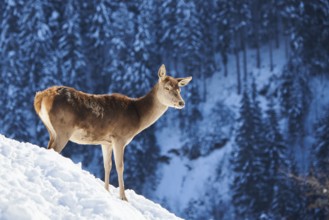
[{"x1": 178, "y1": 101, "x2": 185, "y2": 108}]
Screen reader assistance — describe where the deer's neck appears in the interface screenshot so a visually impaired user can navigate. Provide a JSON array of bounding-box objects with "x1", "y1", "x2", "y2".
[{"x1": 135, "y1": 84, "x2": 168, "y2": 132}]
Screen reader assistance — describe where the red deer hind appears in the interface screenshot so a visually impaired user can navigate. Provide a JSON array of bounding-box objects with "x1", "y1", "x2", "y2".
[{"x1": 34, "y1": 64, "x2": 192, "y2": 201}]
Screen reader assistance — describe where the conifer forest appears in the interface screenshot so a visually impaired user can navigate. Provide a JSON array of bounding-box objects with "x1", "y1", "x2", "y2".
[{"x1": 1, "y1": 0, "x2": 329, "y2": 219}]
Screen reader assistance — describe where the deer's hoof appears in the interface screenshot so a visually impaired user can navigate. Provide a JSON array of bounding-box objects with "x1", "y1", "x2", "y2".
[{"x1": 121, "y1": 195, "x2": 128, "y2": 202}]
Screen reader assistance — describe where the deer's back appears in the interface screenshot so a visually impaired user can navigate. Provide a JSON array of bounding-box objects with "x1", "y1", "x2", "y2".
[{"x1": 36, "y1": 86, "x2": 140, "y2": 144}]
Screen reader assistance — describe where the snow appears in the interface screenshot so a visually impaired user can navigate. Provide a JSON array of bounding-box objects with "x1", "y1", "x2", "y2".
[
  {"x1": 155, "y1": 139, "x2": 233, "y2": 214},
  {"x1": 0, "y1": 135, "x2": 182, "y2": 220}
]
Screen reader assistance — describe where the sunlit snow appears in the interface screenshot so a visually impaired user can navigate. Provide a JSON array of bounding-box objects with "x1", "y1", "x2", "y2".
[{"x1": 0, "y1": 135, "x2": 182, "y2": 220}]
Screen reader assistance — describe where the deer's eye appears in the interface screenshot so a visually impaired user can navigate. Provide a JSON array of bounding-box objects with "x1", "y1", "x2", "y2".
[{"x1": 165, "y1": 86, "x2": 171, "y2": 91}]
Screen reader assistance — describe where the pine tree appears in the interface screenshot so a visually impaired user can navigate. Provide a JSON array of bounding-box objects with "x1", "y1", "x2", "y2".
[
  {"x1": 214, "y1": 0, "x2": 233, "y2": 77},
  {"x1": 272, "y1": 155, "x2": 308, "y2": 219},
  {"x1": 40, "y1": 0, "x2": 64, "y2": 88},
  {"x1": 265, "y1": 98, "x2": 288, "y2": 179},
  {"x1": 312, "y1": 107, "x2": 329, "y2": 218},
  {"x1": 155, "y1": 0, "x2": 178, "y2": 65},
  {"x1": 250, "y1": 0, "x2": 265, "y2": 68},
  {"x1": 102, "y1": 2, "x2": 130, "y2": 94},
  {"x1": 314, "y1": 107, "x2": 329, "y2": 176},
  {"x1": 282, "y1": 0, "x2": 329, "y2": 75},
  {"x1": 265, "y1": 98, "x2": 292, "y2": 218},
  {"x1": 1, "y1": 75, "x2": 31, "y2": 141},
  {"x1": 280, "y1": 62, "x2": 311, "y2": 143},
  {"x1": 18, "y1": 0, "x2": 52, "y2": 87},
  {"x1": 166, "y1": 1, "x2": 203, "y2": 136},
  {"x1": 109, "y1": 1, "x2": 158, "y2": 97},
  {"x1": 232, "y1": 83, "x2": 288, "y2": 218},
  {"x1": 174, "y1": 0, "x2": 202, "y2": 78},
  {"x1": 231, "y1": 87, "x2": 260, "y2": 219},
  {"x1": 0, "y1": 0, "x2": 34, "y2": 141},
  {"x1": 195, "y1": 1, "x2": 216, "y2": 100},
  {"x1": 58, "y1": 0, "x2": 86, "y2": 89},
  {"x1": 83, "y1": 0, "x2": 113, "y2": 93},
  {"x1": 261, "y1": 1, "x2": 278, "y2": 71},
  {"x1": 196, "y1": 1, "x2": 216, "y2": 77},
  {"x1": 227, "y1": 0, "x2": 251, "y2": 93},
  {"x1": 303, "y1": 165, "x2": 329, "y2": 220},
  {"x1": 0, "y1": 0, "x2": 23, "y2": 123},
  {"x1": 17, "y1": 0, "x2": 59, "y2": 145},
  {"x1": 271, "y1": 169, "x2": 296, "y2": 218},
  {"x1": 250, "y1": 81, "x2": 275, "y2": 217}
]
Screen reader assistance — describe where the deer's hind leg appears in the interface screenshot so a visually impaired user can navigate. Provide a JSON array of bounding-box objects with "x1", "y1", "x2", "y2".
[
  {"x1": 49, "y1": 131, "x2": 72, "y2": 153},
  {"x1": 39, "y1": 99, "x2": 59, "y2": 150},
  {"x1": 44, "y1": 125, "x2": 55, "y2": 149},
  {"x1": 38, "y1": 95, "x2": 72, "y2": 153},
  {"x1": 48, "y1": 120, "x2": 74, "y2": 153}
]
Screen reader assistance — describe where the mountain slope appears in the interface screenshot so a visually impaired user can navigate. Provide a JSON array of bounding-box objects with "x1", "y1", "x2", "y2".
[
  {"x1": 153, "y1": 43, "x2": 288, "y2": 217},
  {"x1": 0, "y1": 135, "x2": 181, "y2": 220}
]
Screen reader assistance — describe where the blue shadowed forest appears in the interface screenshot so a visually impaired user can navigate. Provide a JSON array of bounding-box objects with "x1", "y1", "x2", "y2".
[{"x1": 1, "y1": 0, "x2": 329, "y2": 219}]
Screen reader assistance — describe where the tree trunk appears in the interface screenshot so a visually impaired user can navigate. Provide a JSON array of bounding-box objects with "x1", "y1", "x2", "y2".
[
  {"x1": 235, "y1": 33, "x2": 241, "y2": 95},
  {"x1": 275, "y1": 14, "x2": 280, "y2": 49},
  {"x1": 174, "y1": 57, "x2": 178, "y2": 71},
  {"x1": 241, "y1": 28, "x2": 247, "y2": 81},
  {"x1": 221, "y1": 51, "x2": 228, "y2": 77},
  {"x1": 285, "y1": 33, "x2": 289, "y2": 59},
  {"x1": 256, "y1": 38, "x2": 261, "y2": 69},
  {"x1": 253, "y1": 0, "x2": 261, "y2": 69},
  {"x1": 202, "y1": 66, "x2": 207, "y2": 102},
  {"x1": 269, "y1": 36, "x2": 274, "y2": 71},
  {"x1": 224, "y1": 62, "x2": 228, "y2": 77}
]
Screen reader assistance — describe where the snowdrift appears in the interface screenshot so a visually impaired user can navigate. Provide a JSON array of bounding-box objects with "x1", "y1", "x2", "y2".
[{"x1": 0, "y1": 135, "x2": 182, "y2": 220}]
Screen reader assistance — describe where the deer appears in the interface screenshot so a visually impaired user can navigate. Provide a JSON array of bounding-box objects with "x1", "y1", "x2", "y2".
[{"x1": 34, "y1": 64, "x2": 192, "y2": 201}]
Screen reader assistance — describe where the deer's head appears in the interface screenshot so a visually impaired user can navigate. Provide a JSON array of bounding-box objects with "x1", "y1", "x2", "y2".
[{"x1": 157, "y1": 64, "x2": 192, "y2": 109}]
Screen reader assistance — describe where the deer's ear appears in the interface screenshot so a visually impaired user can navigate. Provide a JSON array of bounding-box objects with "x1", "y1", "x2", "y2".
[
  {"x1": 177, "y1": 76, "x2": 192, "y2": 87},
  {"x1": 158, "y1": 64, "x2": 166, "y2": 80}
]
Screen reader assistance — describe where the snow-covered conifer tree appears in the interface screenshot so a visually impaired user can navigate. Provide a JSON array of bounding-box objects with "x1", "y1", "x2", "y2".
[
  {"x1": 84, "y1": 0, "x2": 113, "y2": 93},
  {"x1": 58, "y1": 0, "x2": 86, "y2": 89},
  {"x1": 0, "y1": 0, "x2": 35, "y2": 141},
  {"x1": 231, "y1": 87, "x2": 260, "y2": 219},
  {"x1": 314, "y1": 108, "x2": 329, "y2": 176}
]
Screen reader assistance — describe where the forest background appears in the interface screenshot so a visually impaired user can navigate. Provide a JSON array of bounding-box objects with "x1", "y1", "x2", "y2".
[{"x1": 1, "y1": 0, "x2": 329, "y2": 219}]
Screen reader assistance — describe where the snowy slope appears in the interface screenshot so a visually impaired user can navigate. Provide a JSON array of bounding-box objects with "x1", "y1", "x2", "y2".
[{"x1": 0, "y1": 135, "x2": 182, "y2": 220}]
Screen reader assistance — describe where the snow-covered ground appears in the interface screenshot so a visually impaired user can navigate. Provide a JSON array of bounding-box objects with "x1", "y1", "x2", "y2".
[{"x1": 0, "y1": 135, "x2": 182, "y2": 220}]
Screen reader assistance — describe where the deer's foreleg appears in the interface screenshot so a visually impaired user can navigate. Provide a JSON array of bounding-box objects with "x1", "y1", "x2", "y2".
[
  {"x1": 113, "y1": 140, "x2": 127, "y2": 201},
  {"x1": 102, "y1": 144, "x2": 113, "y2": 191}
]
